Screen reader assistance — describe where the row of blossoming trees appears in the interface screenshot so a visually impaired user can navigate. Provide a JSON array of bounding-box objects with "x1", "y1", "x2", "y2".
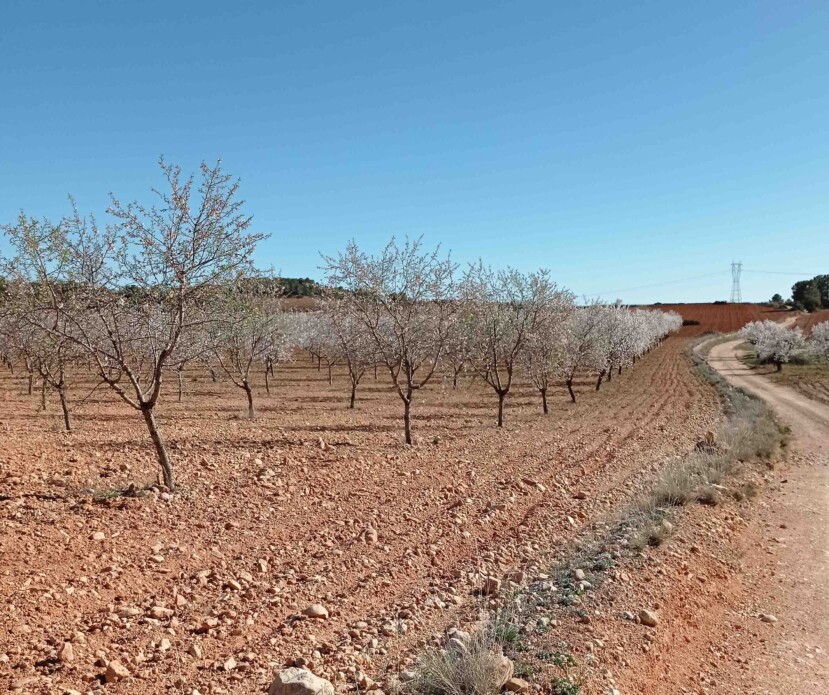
[{"x1": 0, "y1": 161, "x2": 681, "y2": 491}]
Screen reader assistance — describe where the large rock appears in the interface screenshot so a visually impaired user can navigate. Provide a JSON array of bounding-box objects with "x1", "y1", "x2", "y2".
[
  {"x1": 105, "y1": 660, "x2": 130, "y2": 683},
  {"x1": 269, "y1": 668, "x2": 335, "y2": 695},
  {"x1": 638, "y1": 609, "x2": 659, "y2": 628},
  {"x1": 493, "y1": 654, "x2": 514, "y2": 689},
  {"x1": 303, "y1": 604, "x2": 329, "y2": 620}
]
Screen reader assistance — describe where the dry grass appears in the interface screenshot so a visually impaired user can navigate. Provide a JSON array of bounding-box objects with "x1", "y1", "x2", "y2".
[
  {"x1": 641, "y1": 349, "x2": 784, "y2": 514},
  {"x1": 408, "y1": 628, "x2": 512, "y2": 695}
]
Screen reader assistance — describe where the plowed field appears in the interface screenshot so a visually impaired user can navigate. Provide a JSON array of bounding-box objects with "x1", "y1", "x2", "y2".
[
  {"x1": 0, "y1": 337, "x2": 720, "y2": 694},
  {"x1": 648, "y1": 303, "x2": 789, "y2": 336}
]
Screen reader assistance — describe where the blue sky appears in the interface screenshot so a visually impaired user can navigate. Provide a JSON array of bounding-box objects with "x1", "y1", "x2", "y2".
[{"x1": 1, "y1": 0, "x2": 827, "y2": 302}]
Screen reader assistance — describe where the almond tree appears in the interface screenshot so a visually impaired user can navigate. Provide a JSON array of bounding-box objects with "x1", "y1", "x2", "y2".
[
  {"x1": 740, "y1": 320, "x2": 806, "y2": 371},
  {"x1": 810, "y1": 321, "x2": 829, "y2": 360},
  {"x1": 211, "y1": 290, "x2": 292, "y2": 418},
  {"x1": 558, "y1": 302, "x2": 608, "y2": 403},
  {"x1": 1, "y1": 160, "x2": 264, "y2": 491},
  {"x1": 323, "y1": 238, "x2": 458, "y2": 444},
  {"x1": 520, "y1": 288, "x2": 576, "y2": 413},
  {"x1": 463, "y1": 264, "x2": 567, "y2": 426},
  {"x1": 29, "y1": 315, "x2": 82, "y2": 430},
  {"x1": 320, "y1": 297, "x2": 377, "y2": 408}
]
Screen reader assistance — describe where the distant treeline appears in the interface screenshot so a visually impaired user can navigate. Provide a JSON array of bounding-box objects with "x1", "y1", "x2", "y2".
[
  {"x1": 0, "y1": 275, "x2": 325, "y2": 301},
  {"x1": 787, "y1": 275, "x2": 829, "y2": 312}
]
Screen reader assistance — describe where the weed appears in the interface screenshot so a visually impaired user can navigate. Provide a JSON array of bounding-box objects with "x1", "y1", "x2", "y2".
[
  {"x1": 551, "y1": 677, "x2": 581, "y2": 695},
  {"x1": 409, "y1": 629, "x2": 513, "y2": 695}
]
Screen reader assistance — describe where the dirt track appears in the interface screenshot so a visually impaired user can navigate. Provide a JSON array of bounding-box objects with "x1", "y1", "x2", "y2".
[{"x1": 698, "y1": 340, "x2": 829, "y2": 693}]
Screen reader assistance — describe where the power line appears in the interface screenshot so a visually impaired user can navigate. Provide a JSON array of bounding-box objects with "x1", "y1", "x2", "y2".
[
  {"x1": 742, "y1": 269, "x2": 819, "y2": 276},
  {"x1": 592, "y1": 271, "x2": 729, "y2": 297}
]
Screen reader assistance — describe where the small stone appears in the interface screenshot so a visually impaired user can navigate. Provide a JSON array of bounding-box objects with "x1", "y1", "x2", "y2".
[
  {"x1": 58, "y1": 641, "x2": 74, "y2": 662},
  {"x1": 269, "y1": 667, "x2": 335, "y2": 695},
  {"x1": 188, "y1": 643, "x2": 203, "y2": 658},
  {"x1": 504, "y1": 677, "x2": 530, "y2": 693},
  {"x1": 303, "y1": 604, "x2": 329, "y2": 619},
  {"x1": 638, "y1": 609, "x2": 659, "y2": 628},
  {"x1": 91, "y1": 531, "x2": 105, "y2": 541},
  {"x1": 495, "y1": 655, "x2": 514, "y2": 688},
  {"x1": 760, "y1": 614, "x2": 778, "y2": 624},
  {"x1": 150, "y1": 606, "x2": 174, "y2": 619},
  {"x1": 573, "y1": 569, "x2": 586, "y2": 581},
  {"x1": 223, "y1": 656, "x2": 237, "y2": 671},
  {"x1": 105, "y1": 660, "x2": 130, "y2": 683},
  {"x1": 482, "y1": 576, "x2": 502, "y2": 596},
  {"x1": 573, "y1": 491, "x2": 588, "y2": 500}
]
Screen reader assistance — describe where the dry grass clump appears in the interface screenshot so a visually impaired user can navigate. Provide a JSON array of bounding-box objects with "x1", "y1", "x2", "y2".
[{"x1": 409, "y1": 629, "x2": 512, "y2": 695}]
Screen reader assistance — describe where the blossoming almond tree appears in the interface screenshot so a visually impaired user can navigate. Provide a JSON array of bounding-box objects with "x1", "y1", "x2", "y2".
[
  {"x1": 810, "y1": 321, "x2": 829, "y2": 360},
  {"x1": 323, "y1": 237, "x2": 459, "y2": 444},
  {"x1": 740, "y1": 320, "x2": 806, "y2": 371},
  {"x1": 463, "y1": 264, "x2": 571, "y2": 425},
  {"x1": 0, "y1": 160, "x2": 264, "y2": 491}
]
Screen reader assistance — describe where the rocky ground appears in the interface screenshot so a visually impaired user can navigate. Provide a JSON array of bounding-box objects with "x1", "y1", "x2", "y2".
[{"x1": 0, "y1": 336, "x2": 721, "y2": 694}]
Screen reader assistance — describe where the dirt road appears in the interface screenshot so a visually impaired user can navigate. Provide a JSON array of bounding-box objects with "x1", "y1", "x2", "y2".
[{"x1": 703, "y1": 340, "x2": 829, "y2": 693}]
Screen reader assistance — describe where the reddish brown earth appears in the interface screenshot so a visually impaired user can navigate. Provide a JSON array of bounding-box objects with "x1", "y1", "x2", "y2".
[
  {"x1": 1, "y1": 303, "x2": 822, "y2": 695},
  {"x1": 648, "y1": 303, "x2": 790, "y2": 336},
  {"x1": 795, "y1": 309, "x2": 829, "y2": 335},
  {"x1": 0, "y1": 338, "x2": 720, "y2": 694}
]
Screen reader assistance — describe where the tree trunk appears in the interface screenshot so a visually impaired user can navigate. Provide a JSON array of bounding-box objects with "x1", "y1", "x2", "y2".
[
  {"x1": 40, "y1": 378, "x2": 47, "y2": 410},
  {"x1": 349, "y1": 382, "x2": 357, "y2": 409},
  {"x1": 177, "y1": 369, "x2": 184, "y2": 402},
  {"x1": 58, "y1": 387, "x2": 72, "y2": 432},
  {"x1": 264, "y1": 366, "x2": 270, "y2": 395},
  {"x1": 403, "y1": 398, "x2": 412, "y2": 445},
  {"x1": 541, "y1": 388, "x2": 548, "y2": 414},
  {"x1": 497, "y1": 391, "x2": 505, "y2": 427},
  {"x1": 210, "y1": 367, "x2": 218, "y2": 383},
  {"x1": 27, "y1": 372, "x2": 33, "y2": 396},
  {"x1": 606, "y1": 367, "x2": 612, "y2": 382},
  {"x1": 776, "y1": 361, "x2": 783, "y2": 372},
  {"x1": 595, "y1": 371, "x2": 605, "y2": 391},
  {"x1": 566, "y1": 378, "x2": 576, "y2": 403},
  {"x1": 243, "y1": 382, "x2": 255, "y2": 418},
  {"x1": 374, "y1": 364, "x2": 378, "y2": 380},
  {"x1": 618, "y1": 365, "x2": 622, "y2": 375},
  {"x1": 327, "y1": 364, "x2": 333, "y2": 385},
  {"x1": 141, "y1": 406, "x2": 174, "y2": 492}
]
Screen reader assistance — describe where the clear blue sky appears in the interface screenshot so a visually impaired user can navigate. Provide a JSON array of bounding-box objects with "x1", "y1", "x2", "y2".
[{"x1": 2, "y1": 0, "x2": 827, "y2": 303}]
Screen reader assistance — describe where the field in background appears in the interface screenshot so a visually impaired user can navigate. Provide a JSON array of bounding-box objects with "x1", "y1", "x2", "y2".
[{"x1": 648, "y1": 303, "x2": 790, "y2": 336}]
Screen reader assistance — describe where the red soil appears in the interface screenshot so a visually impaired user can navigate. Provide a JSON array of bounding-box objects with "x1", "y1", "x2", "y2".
[
  {"x1": 0, "y1": 338, "x2": 720, "y2": 694},
  {"x1": 648, "y1": 303, "x2": 790, "y2": 336},
  {"x1": 795, "y1": 309, "x2": 829, "y2": 335}
]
